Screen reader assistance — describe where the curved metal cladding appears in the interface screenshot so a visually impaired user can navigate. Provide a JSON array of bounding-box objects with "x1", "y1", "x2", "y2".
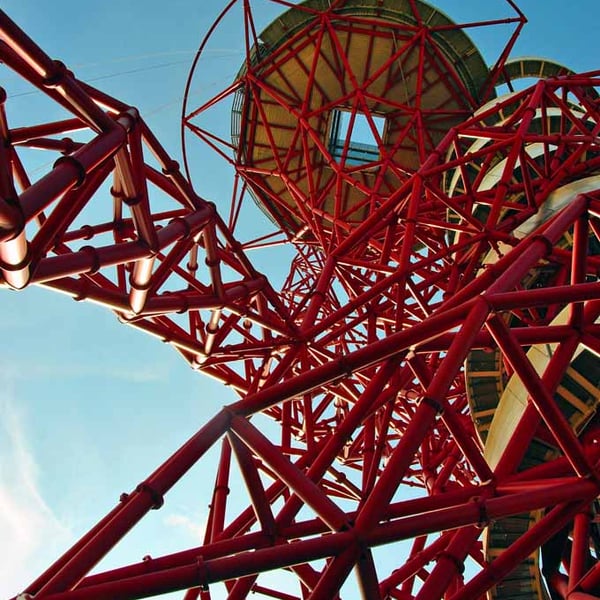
[
  {"x1": 452, "y1": 62, "x2": 600, "y2": 600},
  {"x1": 3, "y1": 2, "x2": 600, "y2": 600}
]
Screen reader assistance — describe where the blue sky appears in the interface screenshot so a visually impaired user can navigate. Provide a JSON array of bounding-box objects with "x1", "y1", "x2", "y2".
[{"x1": 0, "y1": 1, "x2": 599, "y2": 598}]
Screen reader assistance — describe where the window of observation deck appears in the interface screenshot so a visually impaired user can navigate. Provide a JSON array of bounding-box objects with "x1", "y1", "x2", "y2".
[{"x1": 328, "y1": 109, "x2": 386, "y2": 166}]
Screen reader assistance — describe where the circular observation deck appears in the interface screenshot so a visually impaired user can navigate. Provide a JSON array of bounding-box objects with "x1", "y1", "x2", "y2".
[{"x1": 232, "y1": 0, "x2": 492, "y2": 236}]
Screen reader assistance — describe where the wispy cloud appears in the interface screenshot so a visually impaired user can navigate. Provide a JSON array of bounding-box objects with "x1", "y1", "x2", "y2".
[
  {"x1": 0, "y1": 393, "x2": 72, "y2": 598},
  {"x1": 0, "y1": 361, "x2": 169, "y2": 384},
  {"x1": 164, "y1": 511, "x2": 206, "y2": 541}
]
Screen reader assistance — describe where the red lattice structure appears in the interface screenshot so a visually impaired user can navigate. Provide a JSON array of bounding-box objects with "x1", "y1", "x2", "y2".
[{"x1": 2, "y1": 1, "x2": 600, "y2": 599}]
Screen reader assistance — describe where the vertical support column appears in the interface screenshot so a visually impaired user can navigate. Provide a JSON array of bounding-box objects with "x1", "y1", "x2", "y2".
[{"x1": 569, "y1": 509, "x2": 592, "y2": 592}]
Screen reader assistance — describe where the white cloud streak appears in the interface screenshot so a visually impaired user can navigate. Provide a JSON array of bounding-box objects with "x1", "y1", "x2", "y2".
[
  {"x1": 164, "y1": 511, "x2": 206, "y2": 541},
  {"x1": 0, "y1": 361, "x2": 168, "y2": 384},
  {"x1": 0, "y1": 394, "x2": 72, "y2": 598}
]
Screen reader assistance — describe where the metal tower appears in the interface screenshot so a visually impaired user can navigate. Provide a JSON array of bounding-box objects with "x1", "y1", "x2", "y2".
[{"x1": 2, "y1": 1, "x2": 600, "y2": 599}]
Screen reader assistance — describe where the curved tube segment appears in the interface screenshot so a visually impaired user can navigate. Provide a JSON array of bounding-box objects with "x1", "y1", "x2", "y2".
[{"x1": 0, "y1": 229, "x2": 29, "y2": 289}]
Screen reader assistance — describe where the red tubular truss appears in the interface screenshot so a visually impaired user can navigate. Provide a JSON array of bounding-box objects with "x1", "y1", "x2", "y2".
[{"x1": 3, "y1": 1, "x2": 600, "y2": 600}]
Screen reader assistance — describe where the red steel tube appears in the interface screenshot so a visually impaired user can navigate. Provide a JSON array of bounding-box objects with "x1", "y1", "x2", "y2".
[
  {"x1": 488, "y1": 282, "x2": 600, "y2": 311},
  {"x1": 414, "y1": 527, "x2": 481, "y2": 600},
  {"x1": 577, "y1": 560, "x2": 600, "y2": 594},
  {"x1": 275, "y1": 358, "x2": 402, "y2": 528},
  {"x1": 76, "y1": 485, "x2": 488, "y2": 591},
  {"x1": 71, "y1": 477, "x2": 592, "y2": 596},
  {"x1": 20, "y1": 123, "x2": 129, "y2": 221},
  {"x1": 227, "y1": 433, "x2": 276, "y2": 536},
  {"x1": 551, "y1": 573, "x2": 600, "y2": 600},
  {"x1": 443, "y1": 193, "x2": 589, "y2": 310},
  {"x1": 0, "y1": 10, "x2": 115, "y2": 130},
  {"x1": 56, "y1": 478, "x2": 600, "y2": 600},
  {"x1": 492, "y1": 333, "x2": 582, "y2": 478},
  {"x1": 487, "y1": 316, "x2": 593, "y2": 477},
  {"x1": 229, "y1": 299, "x2": 474, "y2": 418},
  {"x1": 41, "y1": 532, "x2": 357, "y2": 600},
  {"x1": 207, "y1": 439, "x2": 232, "y2": 543},
  {"x1": 30, "y1": 207, "x2": 215, "y2": 284},
  {"x1": 570, "y1": 511, "x2": 592, "y2": 592},
  {"x1": 3, "y1": 3, "x2": 600, "y2": 599},
  {"x1": 448, "y1": 500, "x2": 598, "y2": 600},
  {"x1": 354, "y1": 300, "x2": 491, "y2": 535},
  {"x1": 307, "y1": 544, "x2": 360, "y2": 600},
  {"x1": 379, "y1": 534, "x2": 451, "y2": 596},
  {"x1": 32, "y1": 409, "x2": 233, "y2": 596},
  {"x1": 230, "y1": 415, "x2": 351, "y2": 532}
]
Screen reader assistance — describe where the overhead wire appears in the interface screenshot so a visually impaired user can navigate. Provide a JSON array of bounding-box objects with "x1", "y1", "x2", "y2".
[
  {"x1": 5, "y1": 48, "x2": 241, "y2": 99},
  {"x1": 4, "y1": 47, "x2": 244, "y2": 176}
]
